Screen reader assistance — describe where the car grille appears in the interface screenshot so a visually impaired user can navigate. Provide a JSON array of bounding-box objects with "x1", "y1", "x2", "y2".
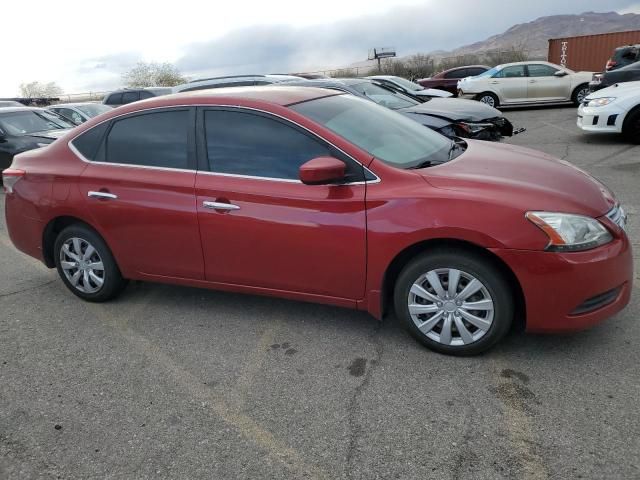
[{"x1": 606, "y1": 204, "x2": 627, "y2": 231}]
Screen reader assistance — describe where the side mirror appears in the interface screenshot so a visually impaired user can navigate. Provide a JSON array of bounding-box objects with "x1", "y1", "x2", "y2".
[
  {"x1": 299, "y1": 157, "x2": 346, "y2": 185},
  {"x1": 554, "y1": 70, "x2": 568, "y2": 77}
]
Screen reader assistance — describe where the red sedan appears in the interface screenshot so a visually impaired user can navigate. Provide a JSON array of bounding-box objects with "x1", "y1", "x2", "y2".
[
  {"x1": 3, "y1": 87, "x2": 632, "y2": 355},
  {"x1": 418, "y1": 65, "x2": 490, "y2": 95}
]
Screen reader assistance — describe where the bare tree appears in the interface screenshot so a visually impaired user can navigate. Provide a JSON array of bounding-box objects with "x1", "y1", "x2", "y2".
[
  {"x1": 122, "y1": 62, "x2": 187, "y2": 87},
  {"x1": 19, "y1": 81, "x2": 63, "y2": 98}
]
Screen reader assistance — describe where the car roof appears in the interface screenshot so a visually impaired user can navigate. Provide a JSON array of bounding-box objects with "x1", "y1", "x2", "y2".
[
  {"x1": 281, "y1": 78, "x2": 366, "y2": 87},
  {"x1": 49, "y1": 102, "x2": 102, "y2": 108},
  {"x1": 0, "y1": 106, "x2": 47, "y2": 114},
  {"x1": 443, "y1": 65, "x2": 490, "y2": 72},
  {"x1": 102, "y1": 87, "x2": 343, "y2": 113}
]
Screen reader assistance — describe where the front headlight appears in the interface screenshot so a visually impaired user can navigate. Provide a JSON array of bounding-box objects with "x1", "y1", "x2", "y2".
[
  {"x1": 587, "y1": 97, "x2": 616, "y2": 107},
  {"x1": 526, "y1": 211, "x2": 612, "y2": 252}
]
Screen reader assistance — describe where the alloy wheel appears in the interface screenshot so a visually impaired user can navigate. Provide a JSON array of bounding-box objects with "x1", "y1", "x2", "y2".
[
  {"x1": 576, "y1": 87, "x2": 589, "y2": 104},
  {"x1": 59, "y1": 237, "x2": 105, "y2": 294},
  {"x1": 407, "y1": 268, "x2": 494, "y2": 346},
  {"x1": 479, "y1": 95, "x2": 496, "y2": 107}
]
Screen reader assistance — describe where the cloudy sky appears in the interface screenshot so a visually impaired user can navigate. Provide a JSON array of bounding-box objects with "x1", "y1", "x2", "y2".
[{"x1": 2, "y1": 0, "x2": 639, "y2": 96}]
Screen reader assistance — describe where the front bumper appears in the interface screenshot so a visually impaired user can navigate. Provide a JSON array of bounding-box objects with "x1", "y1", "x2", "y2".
[
  {"x1": 577, "y1": 103, "x2": 625, "y2": 133},
  {"x1": 491, "y1": 234, "x2": 633, "y2": 333}
]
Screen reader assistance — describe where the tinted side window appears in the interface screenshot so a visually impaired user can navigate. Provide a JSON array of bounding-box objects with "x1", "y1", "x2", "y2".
[
  {"x1": 467, "y1": 68, "x2": 487, "y2": 76},
  {"x1": 71, "y1": 122, "x2": 110, "y2": 160},
  {"x1": 106, "y1": 110, "x2": 189, "y2": 169},
  {"x1": 494, "y1": 66, "x2": 526, "y2": 78},
  {"x1": 105, "y1": 93, "x2": 123, "y2": 105},
  {"x1": 121, "y1": 91, "x2": 140, "y2": 104},
  {"x1": 204, "y1": 110, "x2": 353, "y2": 180},
  {"x1": 444, "y1": 69, "x2": 467, "y2": 79},
  {"x1": 139, "y1": 90, "x2": 154, "y2": 99},
  {"x1": 527, "y1": 64, "x2": 558, "y2": 77}
]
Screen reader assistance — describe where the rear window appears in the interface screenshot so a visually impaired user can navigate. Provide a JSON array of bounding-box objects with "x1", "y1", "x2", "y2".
[
  {"x1": 121, "y1": 91, "x2": 139, "y2": 104},
  {"x1": 105, "y1": 93, "x2": 123, "y2": 105},
  {"x1": 444, "y1": 69, "x2": 468, "y2": 79}
]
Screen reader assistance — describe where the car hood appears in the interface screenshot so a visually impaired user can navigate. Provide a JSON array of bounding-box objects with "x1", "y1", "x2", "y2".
[
  {"x1": 400, "y1": 97, "x2": 501, "y2": 121},
  {"x1": 415, "y1": 89, "x2": 453, "y2": 98},
  {"x1": 586, "y1": 80, "x2": 640, "y2": 99},
  {"x1": 420, "y1": 141, "x2": 615, "y2": 218},
  {"x1": 22, "y1": 129, "x2": 71, "y2": 141}
]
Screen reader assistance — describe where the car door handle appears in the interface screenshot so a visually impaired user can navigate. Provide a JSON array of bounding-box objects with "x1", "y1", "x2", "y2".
[
  {"x1": 88, "y1": 191, "x2": 118, "y2": 200},
  {"x1": 203, "y1": 201, "x2": 240, "y2": 211},
  {"x1": 490, "y1": 81, "x2": 499, "y2": 84},
  {"x1": 529, "y1": 80, "x2": 537, "y2": 83}
]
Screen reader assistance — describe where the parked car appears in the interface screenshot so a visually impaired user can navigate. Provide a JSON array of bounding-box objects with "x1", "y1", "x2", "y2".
[
  {"x1": 418, "y1": 65, "x2": 490, "y2": 95},
  {"x1": 0, "y1": 100, "x2": 24, "y2": 108},
  {"x1": 458, "y1": 61, "x2": 593, "y2": 107},
  {"x1": 102, "y1": 88, "x2": 172, "y2": 107},
  {"x1": 48, "y1": 103, "x2": 113, "y2": 125},
  {"x1": 281, "y1": 78, "x2": 517, "y2": 141},
  {"x1": 172, "y1": 74, "x2": 304, "y2": 93},
  {"x1": 0, "y1": 107, "x2": 75, "y2": 171},
  {"x1": 578, "y1": 80, "x2": 640, "y2": 142},
  {"x1": 590, "y1": 61, "x2": 640, "y2": 92},
  {"x1": 366, "y1": 75, "x2": 452, "y2": 98},
  {"x1": 3, "y1": 87, "x2": 631, "y2": 355},
  {"x1": 606, "y1": 44, "x2": 640, "y2": 71}
]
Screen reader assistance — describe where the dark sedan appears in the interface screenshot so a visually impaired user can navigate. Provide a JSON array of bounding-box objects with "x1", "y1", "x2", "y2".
[
  {"x1": 417, "y1": 65, "x2": 490, "y2": 95},
  {"x1": 0, "y1": 107, "x2": 74, "y2": 171},
  {"x1": 280, "y1": 78, "x2": 517, "y2": 141},
  {"x1": 590, "y1": 61, "x2": 640, "y2": 92}
]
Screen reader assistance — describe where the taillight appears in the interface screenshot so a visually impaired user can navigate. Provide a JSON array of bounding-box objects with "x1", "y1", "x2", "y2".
[
  {"x1": 2, "y1": 169, "x2": 25, "y2": 194},
  {"x1": 605, "y1": 59, "x2": 616, "y2": 70}
]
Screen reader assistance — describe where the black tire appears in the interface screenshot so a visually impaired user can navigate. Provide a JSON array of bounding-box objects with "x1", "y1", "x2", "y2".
[
  {"x1": 393, "y1": 248, "x2": 514, "y2": 356},
  {"x1": 622, "y1": 108, "x2": 640, "y2": 144},
  {"x1": 571, "y1": 84, "x2": 590, "y2": 106},
  {"x1": 476, "y1": 92, "x2": 499, "y2": 108},
  {"x1": 53, "y1": 224, "x2": 127, "y2": 302}
]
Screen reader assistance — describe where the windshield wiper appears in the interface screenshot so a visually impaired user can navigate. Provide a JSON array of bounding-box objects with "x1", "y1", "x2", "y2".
[{"x1": 407, "y1": 160, "x2": 433, "y2": 170}]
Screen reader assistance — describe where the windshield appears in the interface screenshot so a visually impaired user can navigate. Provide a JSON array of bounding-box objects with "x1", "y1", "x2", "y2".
[
  {"x1": 75, "y1": 104, "x2": 112, "y2": 117},
  {"x1": 290, "y1": 94, "x2": 453, "y2": 168},
  {"x1": 387, "y1": 77, "x2": 424, "y2": 92},
  {"x1": 476, "y1": 67, "x2": 500, "y2": 78},
  {"x1": 349, "y1": 82, "x2": 419, "y2": 110},
  {"x1": 0, "y1": 110, "x2": 74, "y2": 135}
]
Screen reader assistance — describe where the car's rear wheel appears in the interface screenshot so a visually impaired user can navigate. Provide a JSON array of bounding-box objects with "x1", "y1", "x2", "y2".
[
  {"x1": 477, "y1": 92, "x2": 499, "y2": 108},
  {"x1": 393, "y1": 249, "x2": 514, "y2": 355},
  {"x1": 572, "y1": 84, "x2": 590, "y2": 106},
  {"x1": 54, "y1": 225, "x2": 127, "y2": 302},
  {"x1": 622, "y1": 109, "x2": 640, "y2": 144}
]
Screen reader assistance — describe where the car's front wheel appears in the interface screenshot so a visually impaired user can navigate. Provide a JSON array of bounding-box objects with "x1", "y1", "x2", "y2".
[
  {"x1": 394, "y1": 249, "x2": 514, "y2": 355},
  {"x1": 54, "y1": 224, "x2": 127, "y2": 302},
  {"x1": 622, "y1": 108, "x2": 640, "y2": 144}
]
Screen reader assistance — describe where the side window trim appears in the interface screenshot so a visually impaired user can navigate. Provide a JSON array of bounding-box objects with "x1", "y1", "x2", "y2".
[
  {"x1": 70, "y1": 107, "x2": 197, "y2": 171},
  {"x1": 195, "y1": 106, "x2": 377, "y2": 184}
]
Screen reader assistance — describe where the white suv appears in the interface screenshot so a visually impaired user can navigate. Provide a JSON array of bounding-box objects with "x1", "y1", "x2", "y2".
[{"x1": 577, "y1": 81, "x2": 640, "y2": 143}]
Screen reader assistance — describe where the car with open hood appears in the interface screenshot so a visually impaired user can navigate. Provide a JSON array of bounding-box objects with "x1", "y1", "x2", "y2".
[
  {"x1": 2, "y1": 87, "x2": 631, "y2": 355},
  {"x1": 280, "y1": 78, "x2": 519, "y2": 141},
  {"x1": 0, "y1": 107, "x2": 75, "y2": 171},
  {"x1": 590, "y1": 61, "x2": 640, "y2": 92},
  {"x1": 458, "y1": 61, "x2": 593, "y2": 107}
]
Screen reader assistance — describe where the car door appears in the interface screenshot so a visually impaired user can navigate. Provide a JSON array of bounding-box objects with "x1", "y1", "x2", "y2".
[
  {"x1": 490, "y1": 65, "x2": 528, "y2": 103},
  {"x1": 194, "y1": 107, "x2": 368, "y2": 301},
  {"x1": 77, "y1": 107, "x2": 205, "y2": 279},
  {"x1": 526, "y1": 63, "x2": 571, "y2": 101}
]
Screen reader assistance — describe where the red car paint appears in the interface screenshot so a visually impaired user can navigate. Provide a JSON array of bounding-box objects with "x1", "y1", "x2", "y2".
[{"x1": 3, "y1": 87, "x2": 633, "y2": 333}]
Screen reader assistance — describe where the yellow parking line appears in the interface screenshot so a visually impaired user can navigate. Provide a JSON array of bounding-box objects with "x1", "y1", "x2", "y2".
[
  {"x1": 87, "y1": 295, "x2": 327, "y2": 480},
  {"x1": 491, "y1": 360, "x2": 549, "y2": 480}
]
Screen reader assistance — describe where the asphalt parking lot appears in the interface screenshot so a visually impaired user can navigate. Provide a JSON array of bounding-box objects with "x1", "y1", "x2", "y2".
[{"x1": 1, "y1": 105, "x2": 639, "y2": 480}]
